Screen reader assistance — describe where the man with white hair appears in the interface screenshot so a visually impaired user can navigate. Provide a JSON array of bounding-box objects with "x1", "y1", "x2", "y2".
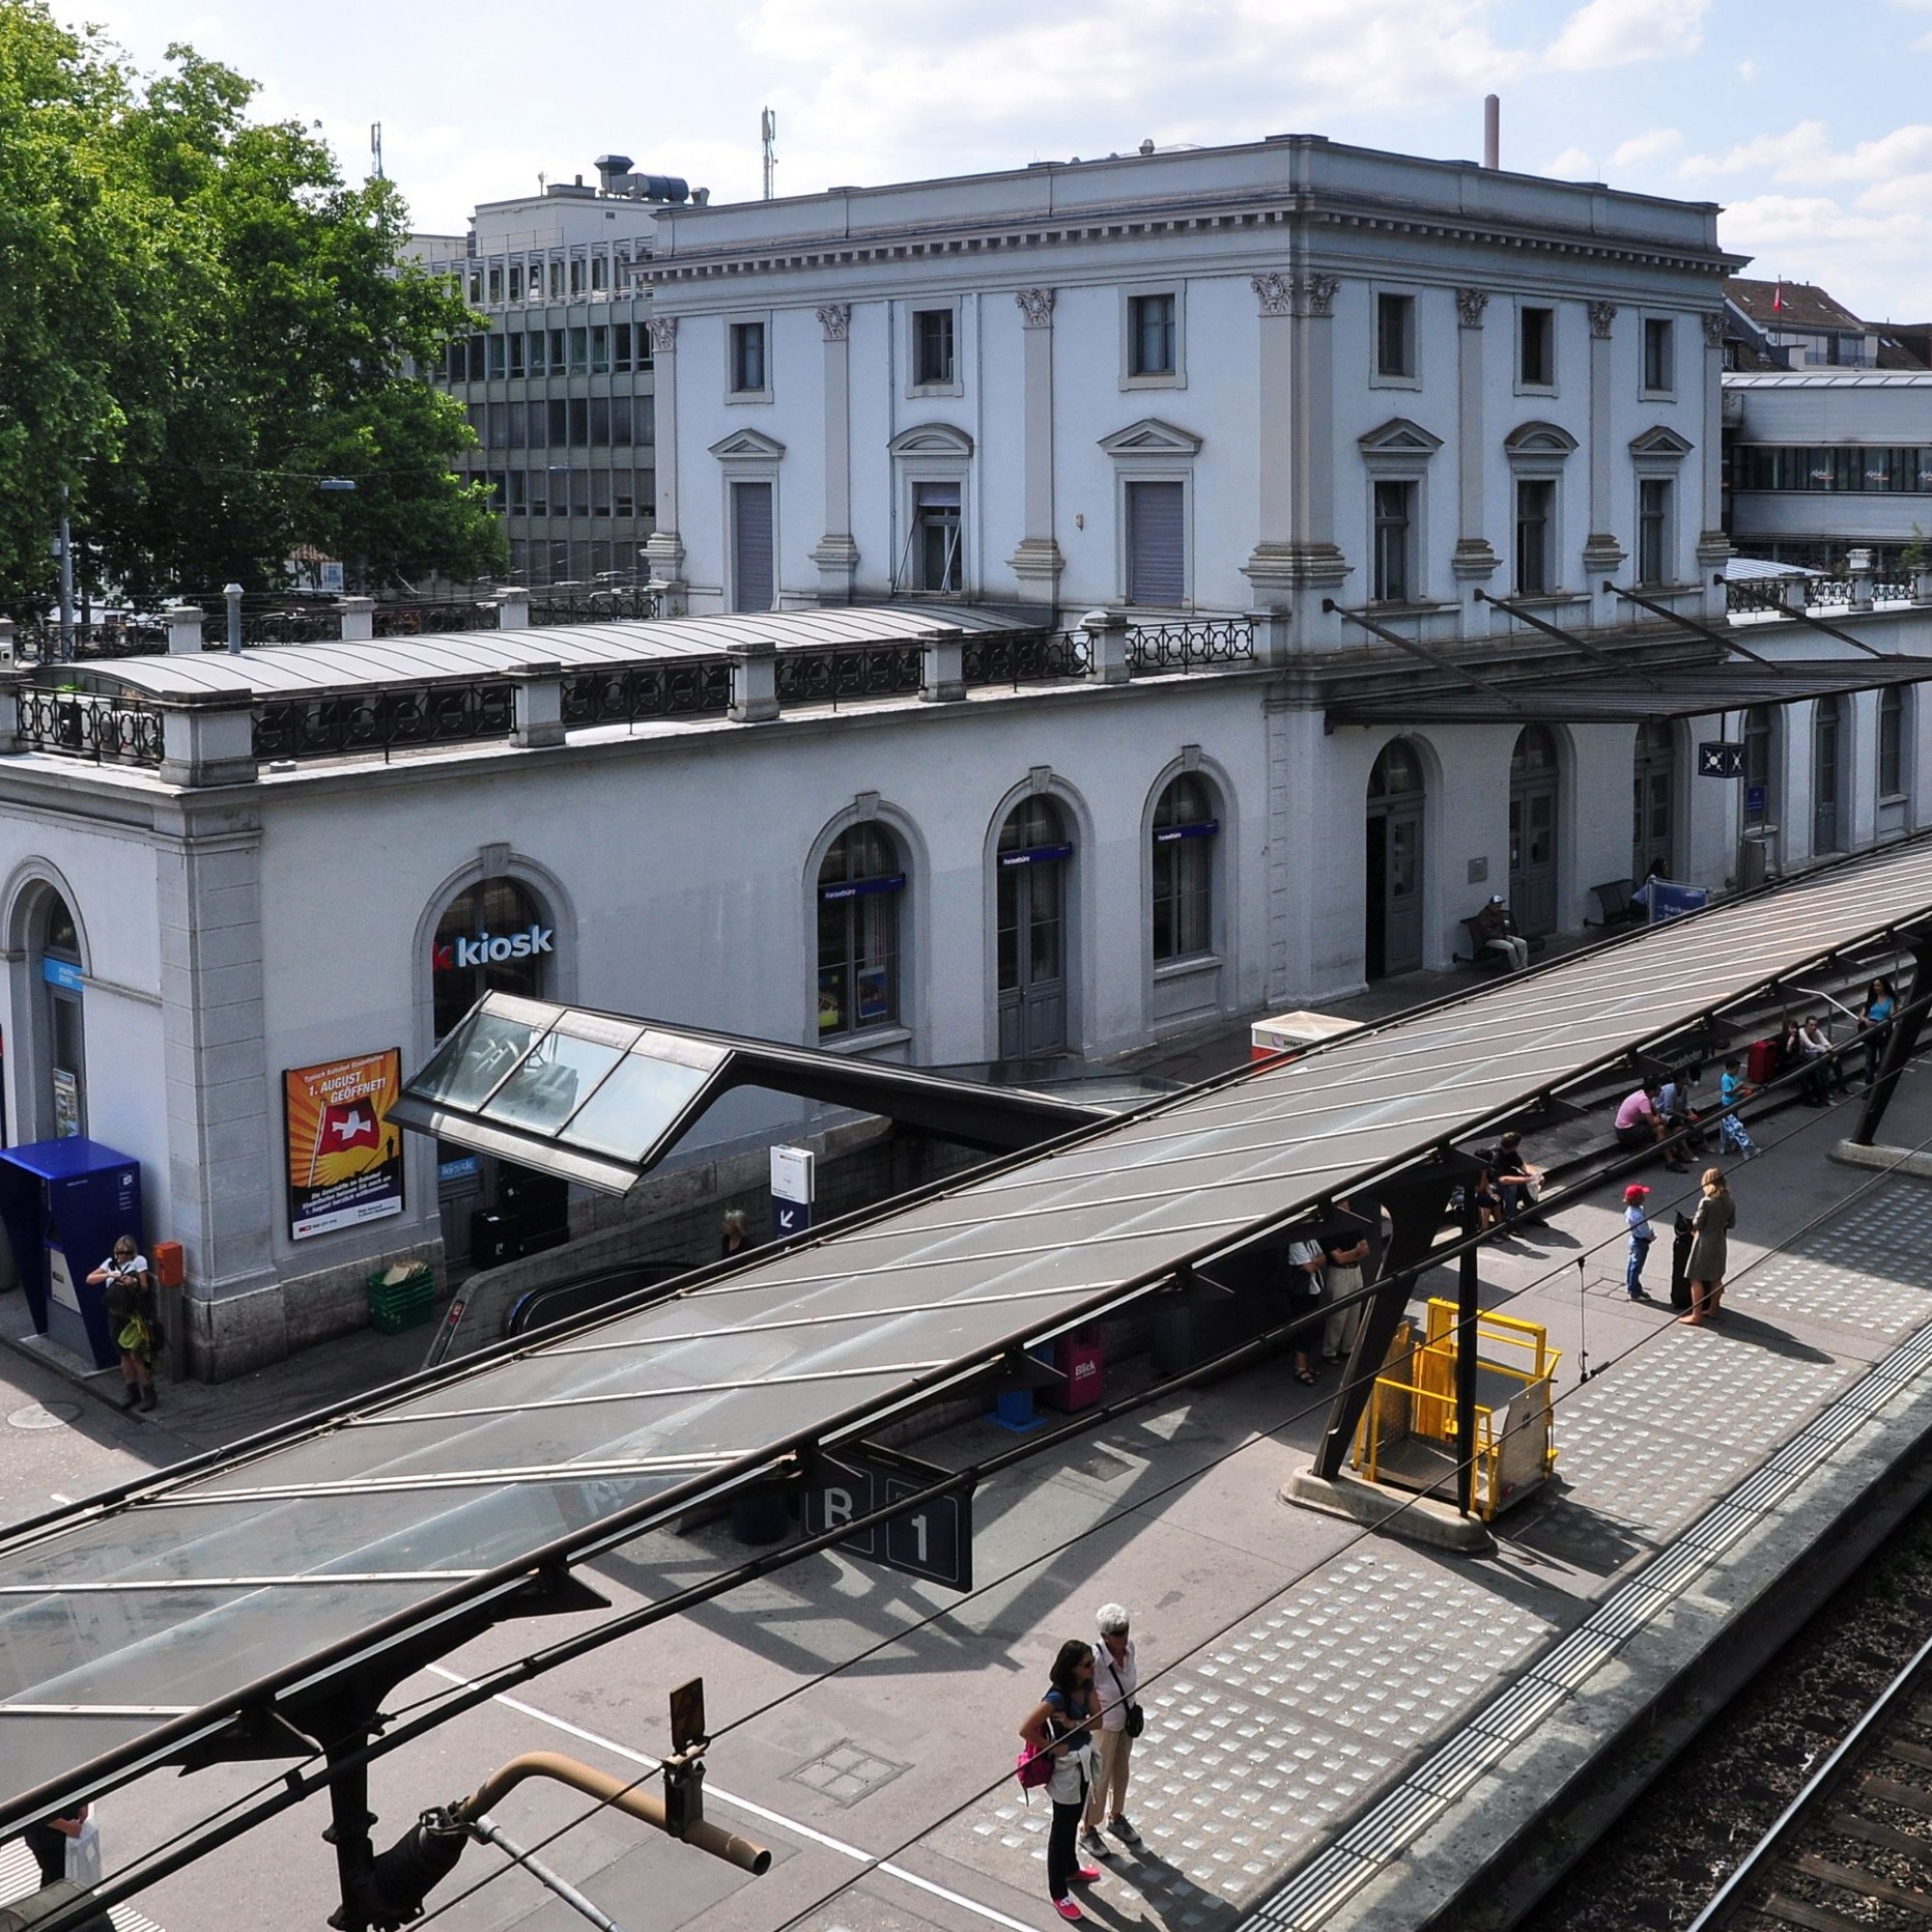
[{"x1": 1080, "y1": 1604, "x2": 1143, "y2": 1858}]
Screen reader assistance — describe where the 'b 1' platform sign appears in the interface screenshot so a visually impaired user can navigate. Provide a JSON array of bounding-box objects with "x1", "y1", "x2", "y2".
[{"x1": 802, "y1": 1443, "x2": 974, "y2": 1591}]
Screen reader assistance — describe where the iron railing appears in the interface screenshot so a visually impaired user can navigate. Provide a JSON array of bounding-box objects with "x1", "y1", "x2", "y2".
[
  {"x1": 776, "y1": 642, "x2": 924, "y2": 707},
  {"x1": 253, "y1": 682, "x2": 515, "y2": 763},
  {"x1": 1122, "y1": 616, "x2": 1256, "y2": 672},
  {"x1": 12, "y1": 621, "x2": 167, "y2": 663},
  {"x1": 561, "y1": 661, "x2": 731, "y2": 727},
  {"x1": 528, "y1": 588, "x2": 662, "y2": 627},
  {"x1": 17, "y1": 689, "x2": 165, "y2": 766},
  {"x1": 200, "y1": 608, "x2": 343, "y2": 648},
  {"x1": 372, "y1": 601, "x2": 500, "y2": 638},
  {"x1": 960, "y1": 631, "x2": 1090, "y2": 688}
]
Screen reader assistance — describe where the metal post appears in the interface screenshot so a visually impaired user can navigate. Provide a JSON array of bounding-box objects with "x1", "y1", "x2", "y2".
[
  {"x1": 1851, "y1": 931, "x2": 1932, "y2": 1146},
  {"x1": 323, "y1": 1741, "x2": 377, "y2": 1932},
  {"x1": 57, "y1": 493, "x2": 74, "y2": 662},
  {"x1": 1455, "y1": 1201, "x2": 1482, "y2": 1518},
  {"x1": 469, "y1": 1814, "x2": 629, "y2": 1932},
  {"x1": 224, "y1": 582, "x2": 243, "y2": 655}
]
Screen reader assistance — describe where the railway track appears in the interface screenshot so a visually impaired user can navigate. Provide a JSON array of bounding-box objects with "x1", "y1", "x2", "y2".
[{"x1": 1690, "y1": 1628, "x2": 1932, "y2": 1930}]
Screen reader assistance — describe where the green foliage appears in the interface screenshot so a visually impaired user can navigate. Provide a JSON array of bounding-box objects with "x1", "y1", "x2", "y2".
[{"x1": 0, "y1": 6, "x2": 502, "y2": 607}]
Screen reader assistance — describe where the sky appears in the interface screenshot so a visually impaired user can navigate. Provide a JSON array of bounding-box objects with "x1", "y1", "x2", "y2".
[{"x1": 61, "y1": 0, "x2": 1932, "y2": 323}]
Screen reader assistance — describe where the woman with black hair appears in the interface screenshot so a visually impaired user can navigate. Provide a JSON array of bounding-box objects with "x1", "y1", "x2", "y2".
[
  {"x1": 1861, "y1": 978, "x2": 1898, "y2": 1087},
  {"x1": 1020, "y1": 1639, "x2": 1102, "y2": 1920}
]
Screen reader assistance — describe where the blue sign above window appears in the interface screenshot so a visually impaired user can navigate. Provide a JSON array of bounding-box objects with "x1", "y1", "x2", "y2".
[
  {"x1": 819, "y1": 872, "x2": 906, "y2": 902},
  {"x1": 998, "y1": 843, "x2": 1073, "y2": 868},
  {"x1": 1153, "y1": 819, "x2": 1220, "y2": 844},
  {"x1": 42, "y1": 958, "x2": 83, "y2": 992}
]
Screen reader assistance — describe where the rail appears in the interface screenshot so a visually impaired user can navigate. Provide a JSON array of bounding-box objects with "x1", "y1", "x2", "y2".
[
  {"x1": 528, "y1": 587, "x2": 661, "y2": 626},
  {"x1": 775, "y1": 640, "x2": 923, "y2": 706},
  {"x1": 11, "y1": 621, "x2": 167, "y2": 663},
  {"x1": 372, "y1": 601, "x2": 500, "y2": 637},
  {"x1": 16, "y1": 689, "x2": 166, "y2": 766},
  {"x1": 253, "y1": 682, "x2": 515, "y2": 763},
  {"x1": 961, "y1": 630, "x2": 1090, "y2": 688},
  {"x1": 560, "y1": 660, "x2": 730, "y2": 727},
  {"x1": 1122, "y1": 615, "x2": 1256, "y2": 672}
]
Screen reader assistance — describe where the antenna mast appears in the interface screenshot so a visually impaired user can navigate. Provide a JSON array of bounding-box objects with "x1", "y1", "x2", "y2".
[
  {"x1": 370, "y1": 121, "x2": 384, "y2": 180},
  {"x1": 761, "y1": 107, "x2": 777, "y2": 201}
]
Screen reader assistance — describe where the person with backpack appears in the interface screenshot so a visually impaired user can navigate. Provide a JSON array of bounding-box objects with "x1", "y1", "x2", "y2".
[
  {"x1": 87, "y1": 1236, "x2": 158, "y2": 1411},
  {"x1": 1080, "y1": 1604, "x2": 1144, "y2": 1861},
  {"x1": 1019, "y1": 1639, "x2": 1102, "y2": 1920}
]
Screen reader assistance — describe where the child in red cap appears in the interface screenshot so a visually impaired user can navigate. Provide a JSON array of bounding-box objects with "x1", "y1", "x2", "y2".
[{"x1": 1624, "y1": 1183, "x2": 1655, "y2": 1300}]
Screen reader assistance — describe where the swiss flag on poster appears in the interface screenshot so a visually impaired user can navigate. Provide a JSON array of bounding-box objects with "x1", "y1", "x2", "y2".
[{"x1": 321, "y1": 1100, "x2": 383, "y2": 1153}]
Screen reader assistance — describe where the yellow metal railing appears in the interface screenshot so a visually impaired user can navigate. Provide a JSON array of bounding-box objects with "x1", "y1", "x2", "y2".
[{"x1": 1352, "y1": 1298, "x2": 1561, "y2": 1520}]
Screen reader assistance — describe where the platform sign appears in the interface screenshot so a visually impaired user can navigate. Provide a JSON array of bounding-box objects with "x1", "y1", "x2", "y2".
[
  {"x1": 1647, "y1": 880, "x2": 1709, "y2": 923},
  {"x1": 802, "y1": 1443, "x2": 974, "y2": 1591},
  {"x1": 1697, "y1": 741, "x2": 1745, "y2": 779},
  {"x1": 771, "y1": 1143, "x2": 814, "y2": 1237},
  {"x1": 1746, "y1": 781, "x2": 1769, "y2": 819}
]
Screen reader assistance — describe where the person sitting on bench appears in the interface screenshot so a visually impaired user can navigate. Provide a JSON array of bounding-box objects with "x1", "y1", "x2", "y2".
[
  {"x1": 1471, "y1": 895, "x2": 1529, "y2": 972},
  {"x1": 1614, "y1": 1080, "x2": 1688, "y2": 1173}
]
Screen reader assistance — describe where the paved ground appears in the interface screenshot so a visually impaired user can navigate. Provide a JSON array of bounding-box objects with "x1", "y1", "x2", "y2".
[{"x1": 5, "y1": 985, "x2": 1930, "y2": 1932}]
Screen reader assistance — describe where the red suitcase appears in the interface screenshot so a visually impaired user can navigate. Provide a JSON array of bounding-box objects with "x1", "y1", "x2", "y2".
[{"x1": 1747, "y1": 1037, "x2": 1779, "y2": 1086}]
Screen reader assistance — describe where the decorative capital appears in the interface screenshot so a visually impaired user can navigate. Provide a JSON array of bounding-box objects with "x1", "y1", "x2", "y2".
[
  {"x1": 1700, "y1": 310, "x2": 1726, "y2": 348},
  {"x1": 1251, "y1": 271, "x2": 1293, "y2": 318},
  {"x1": 646, "y1": 316, "x2": 678, "y2": 355},
  {"x1": 1454, "y1": 287, "x2": 1491, "y2": 329},
  {"x1": 816, "y1": 303, "x2": 850, "y2": 343},
  {"x1": 1300, "y1": 273, "x2": 1340, "y2": 318},
  {"x1": 1015, "y1": 287, "x2": 1056, "y2": 328},
  {"x1": 1588, "y1": 300, "x2": 1618, "y2": 340}
]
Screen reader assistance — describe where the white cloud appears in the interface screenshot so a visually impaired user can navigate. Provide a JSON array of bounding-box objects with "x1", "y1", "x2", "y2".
[
  {"x1": 1546, "y1": 145, "x2": 1601, "y2": 178},
  {"x1": 1719, "y1": 191, "x2": 1932, "y2": 319},
  {"x1": 1543, "y1": 0, "x2": 1708, "y2": 71},
  {"x1": 1611, "y1": 127, "x2": 1684, "y2": 168},
  {"x1": 1684, "y1": 118, "x2": 1932, "y2": 184}
]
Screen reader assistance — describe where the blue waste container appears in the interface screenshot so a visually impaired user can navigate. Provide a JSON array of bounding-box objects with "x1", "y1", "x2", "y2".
[{"x1": 0, "y1": 1139, "x2": 145, "y2": 1369}]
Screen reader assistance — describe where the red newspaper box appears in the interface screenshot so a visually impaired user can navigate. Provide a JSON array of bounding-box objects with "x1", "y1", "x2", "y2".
[{"x1": 1047, "y1": 1331, "x2": 1104, "y2": 1412}]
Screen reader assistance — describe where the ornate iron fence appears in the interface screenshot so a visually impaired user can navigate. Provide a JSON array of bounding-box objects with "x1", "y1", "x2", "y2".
[
  {"x1": 1803, "y1": 578, "x2": 1913, "y2": 610},
  {"x1": 371, "y1": 601, "x2": 500, "y2": 638},
  {"x1": 776, "y1": 642, "x2": 924, "y2": 707},
  {"x1": 17, "y1": 689, "x2": 165, "y2": 765},
  {"x1": 253, "y1": 681, "x2": 515, "y2": 763},
  {"x1": 13, "y1": 621, "x2": 168, "y2": 662},
  {"x1": 529, "y1": 588, "x2": 662, "y2": 627},
  {"x1": 199, "y1": 608, "x2": 344, "y2": 647},
  {"x1": 1122, "y1": 616, "x2": 1256, "y2": 672},
  {"x1": 561, "y1": 660, "x2": 731, "y2": 726},
  {"x1": 960, "y1": 631, "x2": 1090, "y2": 688}
]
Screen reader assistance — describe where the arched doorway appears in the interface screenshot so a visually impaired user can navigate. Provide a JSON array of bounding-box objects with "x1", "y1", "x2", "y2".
[
  {"x1": 1813, "y1": 696, "x2": 1846, "y2": 855},
  {"x1": 429, "y1": 877, "x2": 559, "y2": 1267},
  {"x1": 39, "y1": 892, "x2": 84, "y2": 1139},
  {"x1": 1509, "y1": 725, "x2": 1560, "y2": 937},
  {"x1": 1366, "y1": 740, "x2": 1426, "y2": 979},
  {"x1": 1632, "y1": 719, "x2": 1675, "y2": 883},
  {"x1": 996, "y1": 796, "x2": 1071, "y2": 1057}
]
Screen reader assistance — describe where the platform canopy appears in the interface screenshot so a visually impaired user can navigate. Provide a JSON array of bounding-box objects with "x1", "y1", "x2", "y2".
[{"x1": 6, "y1": 838, "x2": 1932, "y2": 1836}]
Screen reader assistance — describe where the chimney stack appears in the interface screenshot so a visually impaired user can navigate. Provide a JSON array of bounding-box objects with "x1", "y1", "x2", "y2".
[{"x1": 1483, "y1": 95, "x2": 1500, "y2": 170}]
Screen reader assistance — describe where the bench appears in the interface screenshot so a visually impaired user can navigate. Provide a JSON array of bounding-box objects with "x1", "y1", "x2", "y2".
[
  {"x1": 1456, "y1": 917, "x2": 1549, "y2": 971},
  {"x1": 1587, "y1": 878, "x2": 1643, "y2": 927}
]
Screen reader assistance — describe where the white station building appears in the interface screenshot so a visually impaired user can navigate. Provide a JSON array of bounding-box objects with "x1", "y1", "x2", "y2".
[{"x1": 5, "y1": 131, "x2": 1932, "y2": 1378}]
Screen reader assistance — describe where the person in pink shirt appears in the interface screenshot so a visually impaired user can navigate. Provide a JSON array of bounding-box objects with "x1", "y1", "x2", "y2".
[{"x1": 1613, "y1": 1081, "x2": 1688, "y2": 1173}]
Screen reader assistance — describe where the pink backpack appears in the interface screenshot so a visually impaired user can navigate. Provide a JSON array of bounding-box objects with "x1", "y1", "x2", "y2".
[{"x1": 1015, "y1": 1741, "x2": 1054, "y2": 1793}]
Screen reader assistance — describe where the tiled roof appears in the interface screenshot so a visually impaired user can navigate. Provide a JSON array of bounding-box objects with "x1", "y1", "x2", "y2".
[{"x1": 1727, "y1": 278, "x2": 1864, "y2": 333}]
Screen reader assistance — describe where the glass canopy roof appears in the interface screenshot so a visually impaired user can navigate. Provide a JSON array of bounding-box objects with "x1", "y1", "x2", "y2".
[{"x1": 5, "y1": 837, "x2": 1932, "y2": 1832}]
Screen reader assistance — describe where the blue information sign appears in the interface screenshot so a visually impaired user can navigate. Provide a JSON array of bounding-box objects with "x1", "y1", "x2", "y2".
[
  {"x1": 1745, "y1": 781, "x2": 1769, "y2": 819},
  {"x1": 1647, "y1": 880, "x2": 1710, "y2": 923}
]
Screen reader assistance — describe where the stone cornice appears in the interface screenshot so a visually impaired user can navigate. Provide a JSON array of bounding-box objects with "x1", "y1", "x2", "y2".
[{"x1": 645, "y1": 186, "x2": 1741, "y2": 291}]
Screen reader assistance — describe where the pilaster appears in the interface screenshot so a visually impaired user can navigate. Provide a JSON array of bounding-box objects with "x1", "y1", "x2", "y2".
[
  {"x1": 1452, "y1": 289, "x2": 1499, "y2": 633},
  {"x1": 812, "y1": 304, "x2": 860, "y2": 603},
  {"x1": 1585, "y1": 300, "x2": 1625, "y2": 626},
  {"x1": 1694, "y1": 310, "x2": 1733, "y2": 616},
  {"x1": 642, "y1": 315, "x2": 686, "y2": 592},
  {"x1": 1008, "y1": 289, "x2": 1065, "y2": 596}
]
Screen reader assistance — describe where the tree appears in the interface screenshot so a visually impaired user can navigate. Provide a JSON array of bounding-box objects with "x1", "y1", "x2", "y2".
[{"x1": 0, "y1": 8, "x2": 503, "y2": 609}]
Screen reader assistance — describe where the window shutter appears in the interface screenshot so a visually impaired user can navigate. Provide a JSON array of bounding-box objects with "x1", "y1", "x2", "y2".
[
  {"x1": 732, "y1": 482, "x2": 774, "y2": 611},
  {"x1": 1126, "y1": 481, "x2": 1184, "y2": 606}
]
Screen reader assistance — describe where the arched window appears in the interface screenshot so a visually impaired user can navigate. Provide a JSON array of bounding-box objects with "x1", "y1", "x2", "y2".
[
  {"x1": 39, "y1": 891, "x2": 85, "y2": 1138},
  {"x1": 816, "y1": 825, "x2": 903, "y2": 1037},
  {"x1": 1880, "y1": 687, "x2": 1909, "y2": 831},
  {"x1": 1743, "y1": 706, "x2": 1775, "y2": 830},
  {"x1": 1510, "y1": 724, "x2": 1557, "y2": 780},
  {"x1": 996, "y1": 797, "x2": 1072, "y2": 1058},
  {"x1": 1509, "y1": 724, "x2": 1561, "y2": 937},
  {"x1": 1151, "y1": 775, "x2": 1217, "y2": 962},
  {"x1": 1368, "y1": 738, "x2": 1423, "y2": 800},
  {"x1": 432, "y1": 878, "x2": 553, "y2": 1039}
]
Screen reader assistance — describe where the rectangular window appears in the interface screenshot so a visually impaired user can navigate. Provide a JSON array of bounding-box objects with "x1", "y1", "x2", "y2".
[
  {"x1": 732, "y1": 480, "x2": 775, "y2": 611},
  {"x1": 505, "y1": 471, "x2": 526, "y2": 514},
  {"x1": 1881, "y1": 689, "x2": 1905, "y2": 797},
  {"x1": 569, "y1": 255, "x2": 584, "y2": 296},
  {"x1": 591, "y1": 326, "x2": 609, "y2": 374},
  {"x1": 550, "y1": 327, "x2": 567, "y2": 373},
  {"x1": 1125, "y1": 479, "x2": 1185, "y2": 606},
  {"x1": 1520, "y1": 306, "x2": 1555, "y2": 387},
  {"x1": 508, "y1": 403, "x2": 526, "y2": 448},
  {"x1": 567, "y1": 396, "x2": 589, "y2": 445},
  {"x1": 613, "y1": 322, "x2": 633, "y2": 373},
  {"x1": 913, "y1": 308, "x2": 954, "y2": 385},
  {"x1": 1516, "y1": 479, "x2": 1554, "y2": 594},
  {"x1": 548, "y1": 398, "x2": 569, "y2": 445},
  {"x1": 508, "y1": 332, "x2": 526, "y2": 379},
  {"x1": 1376, "y1": 294, "x2": 1416, "y2": 380},
  {"x1": 446, "y1": 342, "x2": 465, "y2": 383},
  {"x1": 1643, "y1": 317, "x2": 1675, "y2": 392},
  {"x1": 730, "y1": 321, "x2": 767, "y2": 394},
  {"x1": 488, "y1": 266, "x2": 502, "y2": 303},
  {"x1": 613, "y1": 472, "x2": 636, "y2": 518},
  {"x1": 591, "y1": 252, "x2": 609, "y2": 293},
  {"x1": 570, "y1": 468, "x2": 591, "y2": 517},
  {"x1": 911, "y1": 482, "x2": 962, "y2": 592},
  {"x1": 527, "y1": 469, "x2": 549, "y2": 517},
  {"x1": 639, "y1": 396, "x2": 657, "y2": 444},
  {"x1": 486, "y1": 333, "x2": 506, "y2": 379},
  {"x1": 1373, "y1": 480, "x2": 1414, "y2": 602},
  {"x1": 589, "y1": 396, "x2": 610, "y2": 446},
  {"x1": 487, "y1": 403, "x2": 509, "y2": 448},
  {"x1": 567, "y1": 327, "x2": 588, "y2": 374},
  {"x1": 1128, "y1": 293, "x2": 1177, "y2": 378},
  {"x1": 549, "y1": 260, "x2": 564, "y2": 299},
  {"x1": 611, "y1": 395, "x2": 633, "y2": 445},
  {"x1": 509, "y1": 263, "x2": 524, "y2": 301},
  {"x1": 467, "y1": 336, "x2": 486, "y2": 382},
  {"x1": 590, "y1": 469, "x2": 611, "y2": 518},
  {"x1": 1636, "y1": 477, "x2": 1670, "y2": 585},
  {"x1": 527, "y1": 399, "x2": 548, "y2": 447}
]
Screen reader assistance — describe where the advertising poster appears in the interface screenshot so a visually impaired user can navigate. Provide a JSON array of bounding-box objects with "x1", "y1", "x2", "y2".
[{"x1": 284, "y1": 1049, "x2": 406, "y2": 1240}]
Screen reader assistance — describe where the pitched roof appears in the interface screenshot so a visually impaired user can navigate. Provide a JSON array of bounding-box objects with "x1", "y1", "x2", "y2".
[{"x1": 1727, "y1": 278, "x2": 1865, "y2": 333}]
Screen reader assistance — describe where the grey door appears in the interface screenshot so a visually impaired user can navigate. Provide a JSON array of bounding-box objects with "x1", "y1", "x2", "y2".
[
  {"x1": 1125, "y1": 480, "x2": 1184, "y2": 606},
  {"x1": 1509, "y1": 725, "x2": 1560, "y2": 937},
  {"x1": 996, "y1": 799, "x2": 1069, "y2": 1057},
  {"x1": 1366, "y1": 741, "x2": 1425, "y2": 978},
  {"x1": 1813, "y1": 697, "x2": 1844, "y2": 853},
  {"x1": 1632, "y1": 720, "x2": 1675, "y2": 882},
  {"x1": 731, "y1": 481, "x2": 774, "y2": 612}
]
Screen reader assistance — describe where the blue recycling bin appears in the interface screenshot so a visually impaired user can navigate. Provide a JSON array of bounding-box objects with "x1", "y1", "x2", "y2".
[{"x1": 0, "y1": 1139, "x2": 144, "y2": 1369}]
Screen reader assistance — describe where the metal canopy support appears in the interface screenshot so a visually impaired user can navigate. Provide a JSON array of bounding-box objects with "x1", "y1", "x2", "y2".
[
  {"x1": 1322, "y1": 599, "x2": 1525, "y2": 713},
  {"x1": 1853, "y1": 929, "x2": 1932, "y2": 1146},
  {"x1": 1605, "y1": 581, "x2": 1781, "y2": 668},
  {"x1": 1471, "y1": 586, "x2": 1665, "y2": 690},
  {"x1": 1454, "y1": 1195, "x2": 1481, "y2": 1519},
  {"x1": 1723, "y1": 579, "x2": 1893, "y2": 660}
]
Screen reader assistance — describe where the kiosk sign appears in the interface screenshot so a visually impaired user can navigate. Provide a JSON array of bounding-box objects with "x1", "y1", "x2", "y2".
[{"x1": 284, "y1": 1049, "x2": 406, "y2": 1239}]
